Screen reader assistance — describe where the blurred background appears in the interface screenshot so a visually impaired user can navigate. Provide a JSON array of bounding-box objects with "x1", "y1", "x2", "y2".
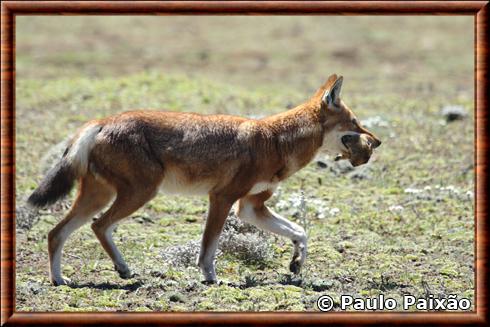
[
  {"x1": 16, "y1": 16, "x2": 474, "y2": 312},
  {"x1": 17, "y1": 16, "x2": 473, "y2": 97}
]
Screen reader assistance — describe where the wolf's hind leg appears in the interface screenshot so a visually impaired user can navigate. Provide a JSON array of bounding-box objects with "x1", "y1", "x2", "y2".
[
  {"x1": 48, "y1": 173, "x2": 115, "y2": 286},
  {"x1": 237, "y1": 191, "x2": 307, "y2": 274},
  {"x1": 91, "y1": 186, "x2": 157, "y2": 279}
]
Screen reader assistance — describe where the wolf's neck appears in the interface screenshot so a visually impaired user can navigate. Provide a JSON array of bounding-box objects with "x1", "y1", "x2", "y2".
[{"x1": 264, "y1": 103, "x2": 325, "y2": 176}]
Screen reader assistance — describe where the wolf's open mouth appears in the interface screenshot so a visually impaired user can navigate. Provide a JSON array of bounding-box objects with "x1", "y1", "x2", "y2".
[
  {"x1": 334, "y1": 138, "x2": 351, "y2": 161},
  {"x1": 334, "y1": 152, "x2": 350, "y2": 161}
]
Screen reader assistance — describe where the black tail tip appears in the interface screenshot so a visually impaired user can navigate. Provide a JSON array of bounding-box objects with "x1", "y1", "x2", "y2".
[
  {"x1": 27, "y1": 161, "x2": 76, "y2": 208},
  {"x1": 27, "y1": 191, "x2": 51, "y2": 208}
]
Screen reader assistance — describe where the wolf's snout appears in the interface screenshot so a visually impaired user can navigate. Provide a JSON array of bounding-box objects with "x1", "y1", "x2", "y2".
[
  {"x1": 351, "y1": 159, "x2": 368, "y2": 167},
  {"x1": 340, "y1": 133, "x2": 375, "y2": 167}
]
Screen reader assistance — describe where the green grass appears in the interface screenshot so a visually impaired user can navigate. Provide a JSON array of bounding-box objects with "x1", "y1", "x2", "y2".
[{"x1": 15, "y1": 16, "x2": 474, "y2": 312}]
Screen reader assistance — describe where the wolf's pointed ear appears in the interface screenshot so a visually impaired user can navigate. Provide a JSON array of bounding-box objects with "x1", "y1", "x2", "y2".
[{"x1": 322, "y1": 76, "x2": 343, "y2": 110}]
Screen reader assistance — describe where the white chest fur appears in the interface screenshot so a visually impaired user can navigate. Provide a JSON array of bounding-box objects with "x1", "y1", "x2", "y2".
[{"x1": 248, "y1": 181, "x2": 278, "y2": 195}]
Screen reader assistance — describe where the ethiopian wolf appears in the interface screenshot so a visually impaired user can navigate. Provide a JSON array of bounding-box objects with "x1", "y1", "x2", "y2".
[{"x1": 28, "y1": 74, "x2": 381, "y2": 286}]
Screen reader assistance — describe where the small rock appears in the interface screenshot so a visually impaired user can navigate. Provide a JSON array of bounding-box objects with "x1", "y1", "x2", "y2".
[
  {"x1": 348, "y1": 167, "x2": 372, "y2": 180},
  {"x1": 404, "y1": 187, "x2": 423, "y2": 194},
  {"x1": 335, "y1": 160, "x2": 355, "y2": 174},
  {"x1": 335, "y1": 241, "x2": 354, "y2": 253},
  {"x1": 441, "y1": 105, "x2": 467, "y2": 122},
  {"x1": 185, "y1": 216, "x2": 198, "y2": 223},
  {"x1": 26, "y1": 281, "x2": 44, "y2": 295},
  {"x1": 133, "y1": 215, "x2": 154, "y2": 224},
  {"x1": 169, "y1": 292, "x2": 186, "y2": 303},
  {"x1": 316, "y1": 160, "x2": 328, "y2": 169},
  {"x1": 389, "y1": 205, "x2": 404, "y2": 213},
  {"x1": 310, "y1": 279, "x2": 334, "y2": 292},
  {"x1": 315, "y1": 155, "x2": 355, "y2": 175}
]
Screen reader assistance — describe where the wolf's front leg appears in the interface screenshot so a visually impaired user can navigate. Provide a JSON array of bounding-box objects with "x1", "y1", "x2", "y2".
[
  {"x1": 237, "y1": 192, "x2": 307, "y2": 274},
  {"x1": 197, "y1": 194, "x2": 234, "y2": 283}
]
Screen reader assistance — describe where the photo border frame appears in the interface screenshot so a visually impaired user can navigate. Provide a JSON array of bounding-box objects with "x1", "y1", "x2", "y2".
[{"x1": 1, "y1": 1, "x2": 488, "y2": 325}]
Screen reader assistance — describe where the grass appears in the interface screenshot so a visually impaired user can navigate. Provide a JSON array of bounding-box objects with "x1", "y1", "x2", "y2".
[{"x1": 15, "y1": 16, "x2": 474, "y2": 311}]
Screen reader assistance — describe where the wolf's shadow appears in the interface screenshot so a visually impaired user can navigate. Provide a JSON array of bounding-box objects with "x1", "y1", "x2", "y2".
[{"x1": 69, "y1": 280, "x2": 143, "y2": 292}]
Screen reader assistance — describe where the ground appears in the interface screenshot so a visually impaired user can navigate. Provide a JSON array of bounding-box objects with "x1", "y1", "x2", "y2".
[{"x1": 15, "y1": 16, "x2": 474, "y2": 311}]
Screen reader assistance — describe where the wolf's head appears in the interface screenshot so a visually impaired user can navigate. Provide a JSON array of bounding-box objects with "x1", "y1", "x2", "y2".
[{"x1": 317, "y1": 74, "x2": 381, "y2": 167}]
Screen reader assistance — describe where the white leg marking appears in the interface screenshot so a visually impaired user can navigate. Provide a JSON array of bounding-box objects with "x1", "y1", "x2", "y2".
[
  {"x1": 237, "y1": 202, "x2": 307, "y2": 272},
  {"x1": 248, "y1": 182, "x2": 278, "y2": 195},
  {"x1": 50, "y1": 214, "x2": 92, "y2": 285},
  {"x1": 238, "y1": 202, "x2": 306, "y2": 243},
  {"x1": 197, "y1": 236, "x2": 220, "y2": 282}
]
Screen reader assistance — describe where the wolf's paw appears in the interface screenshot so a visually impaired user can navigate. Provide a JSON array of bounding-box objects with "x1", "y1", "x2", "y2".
[
  {"x1": 115, "y1": 265, "x2": 133, "y2": 279},
  {"x1": 201, "y1": 279, "x2": 218, "y2": 286},
  {"x1": 51, "y1": 276, "x2": 70, "y2": 286},
  {"x1": 289, "y1": 258, "x2": 302, "y2": 275}
]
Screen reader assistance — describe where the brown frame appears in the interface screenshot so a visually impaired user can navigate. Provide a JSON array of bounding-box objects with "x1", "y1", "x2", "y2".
[{"x1": 1, "y1": 1, "x2": 488, "y2": 326}]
